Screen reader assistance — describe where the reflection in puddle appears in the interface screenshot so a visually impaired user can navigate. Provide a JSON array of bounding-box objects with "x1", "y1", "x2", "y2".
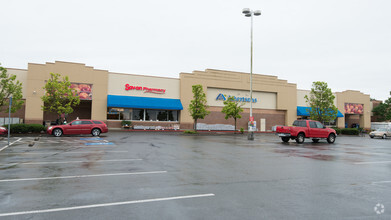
[{"x1": 302, "y1": 154, "x2": 335, "y2": 161}]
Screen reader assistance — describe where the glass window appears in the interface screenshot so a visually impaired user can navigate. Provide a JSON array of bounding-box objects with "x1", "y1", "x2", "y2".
[
  {"x1": 157, "y1": 110, "x2": 168, "y2": 121},
  {"x1": 108, "y1": 108, "x2": 180, "y2": 122},
  {"x1": 324, "y1": 120, "x2": 336, "y2": 126},
  {"x1": 107, "y1": 108, "x2": 120, "y2": 120},
  {"x1": 315, "y1": 122, "x2": 324, "y2": 128},
  {"x1": 146, "y1": 110, "x2": 158, "y2": 121},
  {"x1": 93, "y1": 121, "x2": 102, "y2": 124},
  {"x1": 132, "y1": 109, "x2": 144, "y2": 121},
  {"x1": 309, "y1": 121, "x2": 317, "y2": 128},
  {"x1": 168, "y1": 110, "x2": 178, "y2": 121},
  {"x1": 122, "y1": 108, "x2": 131, "y2": 120},
  {"x1": 81, "y1": 121, "x2": 93, "y2": 124},
  {"x1": 293, "y1": 120, "x2": 307, "y2": 127},
  {"x1": 72, "y1": 121, "x2": 82, "y2": 125}
]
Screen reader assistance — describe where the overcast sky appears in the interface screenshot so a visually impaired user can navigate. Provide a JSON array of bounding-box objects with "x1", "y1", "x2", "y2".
[{"x1": 1, "y1": 0, "x2": 390, "y2": 101}]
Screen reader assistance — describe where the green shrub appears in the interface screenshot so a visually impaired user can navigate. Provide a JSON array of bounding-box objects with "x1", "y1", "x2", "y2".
[
  {"x1": 331, "y1": 127, "x2": 341, "y2": 135},
  {"x1": 7, "y1": 124, "x2": 46, "y2": 134},
  {"x1": 341, "y1": 128, "x2": 359, "y2": 135},
  {"x1": 239, "y1": 127, "x2": 244, "y2": 134},
  {"x1": 28, "y1": 124, "x2": 46, "y2": 133},
  {"x1": 183, "y1": 130, "x2": 197, "y2": 134},
  {"x1": 121, "y1": 120, "x2": 132, "y2": 126}
]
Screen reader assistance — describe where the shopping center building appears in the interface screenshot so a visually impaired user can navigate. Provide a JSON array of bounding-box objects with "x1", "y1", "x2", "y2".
[{"x1": 3, "y1": 61, "x2": 371, "y2": 130}]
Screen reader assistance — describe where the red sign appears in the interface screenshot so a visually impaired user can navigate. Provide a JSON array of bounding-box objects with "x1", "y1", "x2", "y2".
[
  {"x1": 249, "y1": 116, "x2": 254, "y2": 122},
  {"x1": 125, "y1": 84, "x2": 166, "y2": 94}
]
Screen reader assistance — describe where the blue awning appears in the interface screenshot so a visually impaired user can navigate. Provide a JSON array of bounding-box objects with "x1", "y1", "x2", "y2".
[
  {"x1": 107, "y1": 95, "x2": 183, "y2": 110},
  {"x1": 297, "y1": 106, "x2": 344, "y2": 117}
]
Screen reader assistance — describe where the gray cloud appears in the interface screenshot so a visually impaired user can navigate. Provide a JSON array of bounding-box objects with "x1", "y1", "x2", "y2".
[{"x1": 1, "y1": 0, "x2": 390, "y2": 100}]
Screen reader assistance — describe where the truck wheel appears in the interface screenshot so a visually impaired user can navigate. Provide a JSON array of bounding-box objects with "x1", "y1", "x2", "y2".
[
  {"x1": 312, "y1": 139, "x2": 319, "y2": 143},
  {"x1": 327, "y1": 133, "x2": 336, "y2": 143},
  {"x1": 295, "y1": 133, "x2": 305, "y2": 144},
  {"x1": 281, "y1": 137, "x2": 290, "y2": 143},
  {"x1": 382, "y1": 134, "x2": 387, "y2": 139}
]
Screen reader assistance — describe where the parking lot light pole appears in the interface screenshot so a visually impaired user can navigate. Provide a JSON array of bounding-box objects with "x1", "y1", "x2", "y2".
[
  {"x1": 242, "y1": 8, "x2": 261, "y2": 140},
  {"x1": 8, "y1": 96, "x2": 12, "y2": 146}
]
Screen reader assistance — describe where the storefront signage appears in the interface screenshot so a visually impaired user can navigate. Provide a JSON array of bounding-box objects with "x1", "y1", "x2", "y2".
[
  {"x1": 125, "y1": 84, "x2": 166, "y2": 94},
  {"x1": 344, "y1": 103, "x2": 363, "y2": 114},
  {"x1": 216, "y1": 93, "x2": 257, "y2": 103}
]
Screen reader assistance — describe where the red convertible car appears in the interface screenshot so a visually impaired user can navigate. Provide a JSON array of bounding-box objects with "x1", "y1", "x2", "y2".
[{"x1": 47, "y1": 119, "x2": 108, "y2": 137}]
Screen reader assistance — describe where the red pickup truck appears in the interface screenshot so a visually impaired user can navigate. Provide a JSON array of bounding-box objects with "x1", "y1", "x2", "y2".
[{"x1": 275, "y1": 120, "x2": 337, "y2": 144}]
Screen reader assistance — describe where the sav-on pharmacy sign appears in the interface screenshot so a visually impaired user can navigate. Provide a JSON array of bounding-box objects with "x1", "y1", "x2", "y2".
[{"x1": 216, "y1": 93, "x2": 257, "y2": 103}]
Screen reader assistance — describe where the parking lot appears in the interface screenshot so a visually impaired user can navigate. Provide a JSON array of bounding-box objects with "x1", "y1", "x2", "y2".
[{"x1": 0, "y1": 132, "x2": 390, "y2": 219}]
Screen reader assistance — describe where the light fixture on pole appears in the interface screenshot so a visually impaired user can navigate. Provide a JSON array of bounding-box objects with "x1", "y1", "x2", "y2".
[{"x1": 242, "y1": 8, "x2": 261, "y2": 140}]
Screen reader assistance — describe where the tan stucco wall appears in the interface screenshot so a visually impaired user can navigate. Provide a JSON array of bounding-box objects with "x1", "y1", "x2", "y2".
[
  {"x1": 25, "y1": 61, "x2": 108, "y2": 123},
  {"x1": 297, "y1": 89, "x2": 338, "y2": 107},
  {"x1": 7, "y1": 68, "x2": 28, "y2": 98},
  {"x1": 108, "y1": 73, "x2": 180, "y2": 99},
  {"x1": 180, "y1": 69, "x2": 297, "y2": 128},
  {"x1": 297, "y1": 90, "x2": 310, "y2": 107},
  {"x1": 336, "y1": 90, "x2": 371, "y2": 129}
]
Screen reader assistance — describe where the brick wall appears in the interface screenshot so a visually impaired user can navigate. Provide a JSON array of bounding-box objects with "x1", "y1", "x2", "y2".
[
  {"x1": 196, "y1": 107, "x2": 286, "y2": 131},
  {"x1": 0, "y1": 102, "x2": 26, "y2": 122}
]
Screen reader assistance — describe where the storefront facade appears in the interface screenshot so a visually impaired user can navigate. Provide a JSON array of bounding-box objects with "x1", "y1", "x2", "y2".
[
  {"x1": 297, "y1": 89, "x2": 371, "y2": 129},
  {"x1": 4, "y1": 61, "x2": 371, "y2": 130},
  {"x1": 106, "y1": 71, "x2": 182, "y2": 129}
]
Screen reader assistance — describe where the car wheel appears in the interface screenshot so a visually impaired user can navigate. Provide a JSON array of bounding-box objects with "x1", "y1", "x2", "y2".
[
  {"x1": 92, "y1": 128, "x2": 101, "y2": 136},
  {"x1": 295, "y1": 133, "x2": 305, "y2": 144},
  {"x1": 53, "y1": 128, "x2": 63, "y2": 137},
  {"x1": 327, "y1": 133, "x2": 336, "y2": 144},
  {"x1": 312, "y1": 139, "x2": 319, "y2": 143},
  {"x1": 370, "y1": 136, "x2": 374, "y2": 139},
  {"x1": 281, "y1": 137, "x2": 290, "y2": 143},
  {"x1": 382, "y1": 134, "x2": 387, "y2": 139}
]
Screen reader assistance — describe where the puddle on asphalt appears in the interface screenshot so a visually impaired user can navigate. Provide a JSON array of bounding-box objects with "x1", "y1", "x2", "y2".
[
  {"x1": 302, "y1": 154, "x2": 335, "y2": 161},
  {"x1": 81, "y1": 161, "x2": 96, "y2": 169}
]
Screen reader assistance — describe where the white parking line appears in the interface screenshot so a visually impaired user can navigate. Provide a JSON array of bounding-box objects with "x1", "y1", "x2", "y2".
[
  {"x1": 0, "y1": 193, "x2": 215, "y2": 217},
  {"x1": 372, "y1": 180, "x2": 391, "y2": 184},
  {"x1": 0, "y1": 171, "x2": 167, "y2": 182},
  {"x1": 354, "y1": 161, "x2": 391, "y2": 164},
  {"x1": 2, "y1": 151, "x2": 129, "y2": 155},
  {"x1": 0, "y1": 159, "x2": 142, "y2": 166},
  {"x1": 11, "y1": 145, "x2": 116, "y2": 149},
  {"x1": 0, "y1": 138, "x2": 22, "y2": 152}
]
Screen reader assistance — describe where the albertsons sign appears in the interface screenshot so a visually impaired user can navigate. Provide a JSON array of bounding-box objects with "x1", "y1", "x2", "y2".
[{"x1": 216, "y1": 93, "x2": 257, "y2": 103}]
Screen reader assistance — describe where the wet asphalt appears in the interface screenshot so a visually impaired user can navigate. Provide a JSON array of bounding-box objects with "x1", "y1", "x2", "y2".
[{"x1": 0, "y1": 132, "x2": 390, "y2": 220}]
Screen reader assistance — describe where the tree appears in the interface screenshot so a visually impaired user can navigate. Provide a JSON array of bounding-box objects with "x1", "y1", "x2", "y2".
[
  {"x1": 41, "y1": 73, "x2": 80, "y2": 123},
  {"x1": 304, "y1": 81, "x2": 338, "y2": 123},
  {"x1": 188, "y1": 84, "x2": 209, "y2": 131},
  {"x1": 221, "y1": 96, "x2": 244, "y2": 131},
  {"x1": 0, "y1": 64, "x2": 24, "y2": 113},
  {"x1": 372, "y1": 92, "x2": 391, "y2": 121}
]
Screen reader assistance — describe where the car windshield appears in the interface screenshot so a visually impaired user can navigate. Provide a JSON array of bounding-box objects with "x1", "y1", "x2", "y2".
[{"x1": 377, "y1": 128, "x2": 386, "y2": 131}]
